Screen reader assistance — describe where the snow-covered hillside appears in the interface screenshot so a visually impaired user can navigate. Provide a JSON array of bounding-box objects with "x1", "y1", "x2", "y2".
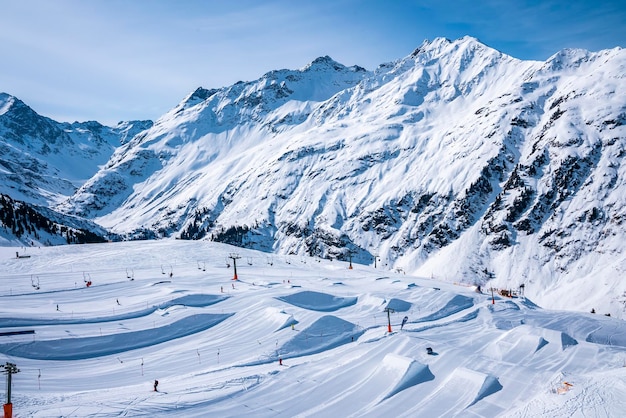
[
  {"x1": 54, "y1": 37, "x2": 626, "y2": 318},
  {"x1": 0, "y1": 240, "x2": 624, "y2": 416},
  {"x1": 0, "y1": 93, "x2": 152, "y2": 206}
]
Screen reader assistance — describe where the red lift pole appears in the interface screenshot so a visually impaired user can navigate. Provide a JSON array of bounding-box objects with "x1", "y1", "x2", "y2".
[
  {"x1": 384, "y1": 307, "x2": 395, "y2": 333},
  {"x1": 2, "y1": 362, "x2": 19, "y2": 418},
  {"x1": 229, "y1": 253, "x2": 241, "y2": 280}
]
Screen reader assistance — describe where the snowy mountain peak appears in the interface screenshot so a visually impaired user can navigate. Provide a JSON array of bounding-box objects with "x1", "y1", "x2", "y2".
[
  {"x1": 305, "y1": 55, "x2": 342, "y2": 68},
  {"x1": 0, "y1": 93, "x2": 152, "y2": 206},
  {"x1": 175, "y1": 87, "x2": 219, "y2": 111},
  {"x1": 410, "y1": 36, "x2": 485, "y2": 57},
  {"x1": 0, "y1": 92, "x2": 17, "y2": 115},
  {"x1": 301, "y1": 55, "x2": 367, "y2": 73},
  {"x1": 542, "y1": 45, "x2": 625, "y2": 74}
]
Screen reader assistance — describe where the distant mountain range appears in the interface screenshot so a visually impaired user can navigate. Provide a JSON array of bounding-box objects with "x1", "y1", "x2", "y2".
[{"x1": 1, "y1": 36, "x2": 625, "y2": 317}]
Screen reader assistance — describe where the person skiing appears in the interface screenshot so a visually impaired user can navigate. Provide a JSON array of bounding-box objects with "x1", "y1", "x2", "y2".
[
  {"x1": 401, "y1": 316, "x2": 408, "y2": 330},
  {"x1": 153, "y1": 379, "x2": 159, "y2": 391}
]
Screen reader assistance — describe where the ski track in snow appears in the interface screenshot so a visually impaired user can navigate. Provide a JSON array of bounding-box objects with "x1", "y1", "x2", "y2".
[{"x1": 0, "y1": 240, "x2": 624, "y2": 417}]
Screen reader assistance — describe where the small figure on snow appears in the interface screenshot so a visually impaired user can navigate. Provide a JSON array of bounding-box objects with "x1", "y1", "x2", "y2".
[
  {"x1": 153, "y1": 379, "x2": 159, "y2": 391},
  {"x1": 116, "y1": 299, "x2": 121, "y2": 305},
  {"x1": 56, "y1": 304, "x2": 59, "y2": 311},
  {"x1": 401, "y1": 316, "x2": 408, "y2": 330}
]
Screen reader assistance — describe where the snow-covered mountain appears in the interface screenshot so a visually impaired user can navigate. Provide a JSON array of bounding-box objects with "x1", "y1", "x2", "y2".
[
  {"x1": 0, "y1": 92, "x2": 152, "y2": 206},
  {"x1": 53, "y1": 36, "x2": 626, "y2": 317},
  {"x1": 0, "y1": 93, "x2": 150, "y2": 245},
  {"x1": 2, "y1": 36, "x2": 624, "y2": 317}
]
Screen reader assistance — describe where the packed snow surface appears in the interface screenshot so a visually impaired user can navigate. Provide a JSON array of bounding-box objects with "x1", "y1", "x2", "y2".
[{"x1": 0, "y1": 240, "x2": 624, "y2": 417}]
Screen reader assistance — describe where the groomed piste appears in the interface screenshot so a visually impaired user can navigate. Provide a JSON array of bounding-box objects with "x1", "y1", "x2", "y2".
[{"x1": 0, "y1": 240, "x2": 624, "y2": 417}]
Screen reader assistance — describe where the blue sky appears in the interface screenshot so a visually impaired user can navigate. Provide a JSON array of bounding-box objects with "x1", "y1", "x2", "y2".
[{"x1": 1, "y1": 0, "x2": 624, "y2": 125}]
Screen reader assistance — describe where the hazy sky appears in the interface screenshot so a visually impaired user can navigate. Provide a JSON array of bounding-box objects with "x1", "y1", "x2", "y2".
[{"x1": 1, "y1": 0, "x2": 624, "y2": 125}]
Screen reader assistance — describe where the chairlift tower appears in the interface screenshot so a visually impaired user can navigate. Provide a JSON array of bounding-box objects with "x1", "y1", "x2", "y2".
[
  {"x1": 384, "y1": 307, "x2": 395, "y2": 333},
  {"x1": 1, "y1": 362, "x2": 19, "y2": 418},
  {"x1": 348, "y1": 250, "x2": 354, "y2": 270},
  {"x1": 229, "y1": 253, "x2": 241, "y2": 280}
]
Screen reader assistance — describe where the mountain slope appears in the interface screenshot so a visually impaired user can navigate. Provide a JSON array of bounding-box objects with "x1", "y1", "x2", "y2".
[
  {"x1": 0, "y1": 193, "x2": 111, "y2": 246},
  {"x1": 0, "y1": 92, "x2": 152, "y2": 205},
  {"x1": 57, "y1": 37, "x2": 626, "y2": 317}
]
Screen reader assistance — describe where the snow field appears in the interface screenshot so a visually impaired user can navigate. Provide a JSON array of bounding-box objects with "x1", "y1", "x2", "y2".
[{"x1": 0, "y1": 239, "x2": 624, "y2": 416}]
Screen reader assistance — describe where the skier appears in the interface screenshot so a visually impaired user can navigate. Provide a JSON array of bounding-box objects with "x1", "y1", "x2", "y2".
[
  {"x1": 401, "y1": 316, "x2": 408, "y2": 330},
  {"x1": 153, "y1": 379, "x2": 159, "y2": 391}
]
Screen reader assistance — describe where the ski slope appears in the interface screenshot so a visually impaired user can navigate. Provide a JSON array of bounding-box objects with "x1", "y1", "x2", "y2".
[{"x1": 0, "y1": 240, "x2": 624, "y2": 417}]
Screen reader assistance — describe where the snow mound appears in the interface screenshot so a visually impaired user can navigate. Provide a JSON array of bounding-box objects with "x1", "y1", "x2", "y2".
[
  {"x1": 157, "y1": 294, "x2": 228, "y2": 308},
  {"x1": 380, "y1": 353, "x2": 435, "y2": 401},
  {"x1": 0, "y1": 307, "x2": 156, "y2": 328},
  {"x1": 385, "y1": 298, "x2": 412, "y2": 312},
  {"x1": 0, "y1": 294, "x2": 228, "y2": 328},
  {"x1": 561, "y1": 332, "x2": 578, "y2": 349},
  {"x1": 417, "y1": 294, "x2": 474, "y2": 322},
  {"x1": 260, "y1": 307, "x2": 297, "y2": 331},
  {"x1": 280, "y1": 315, "x2": 363, "y2": 358},
  {"x1": 0, "y1": 313, "x2": 232, "y2": 360},
  {"x1": 484, "y1": 325, "x2": 579, "y2": 362},
  {"x1": 586, "y1": 325, "x2": 626, "y2": 348},
  {"x1": 318, "y1": 352, "x2": 434, "y2": 410},
  {"x1": 469, "y1": 374, "x2": 503, "y2": 407},
  {"x1": 276, "y1": 291, "x2": 357, "y2": 311},
  {"x1": 523, "y1": 311, "x2": 626, "y2": 348},
  {"x1": 417, "y1": 367, "x2": 502, "y2": 414},
  {"x1": 485, "y1": 331, "x2": 549, "y2": 362}
]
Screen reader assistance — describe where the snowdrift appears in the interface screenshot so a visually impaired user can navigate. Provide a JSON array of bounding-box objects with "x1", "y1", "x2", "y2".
[
  {"x1": 280, "y1": 315, "x2": 364, "y2": 358},
  {"x1": 277, "y1": 290, "x2": 357, "y2": 311},
  {"x1": 0, "y1": 313, "x2": 233, "y2": 360},
  {"x1": 415, "y1": 367, "x2": 502, "y2": 415}
]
